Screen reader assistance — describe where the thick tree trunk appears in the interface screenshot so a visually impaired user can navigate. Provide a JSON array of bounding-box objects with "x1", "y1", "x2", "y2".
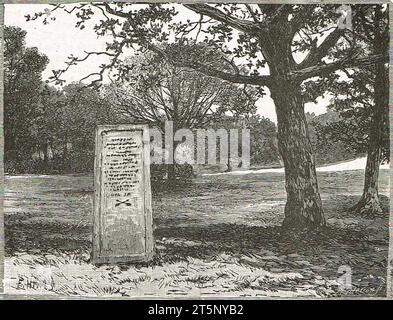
[
  {"x1": 270, "y1": 83, "x2": 325, "y2": 230},
  {"x1": 352, "y1": 145, "x2": 382, "y2": 215}
]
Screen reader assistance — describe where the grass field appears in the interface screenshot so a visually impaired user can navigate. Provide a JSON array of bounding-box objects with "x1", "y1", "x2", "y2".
[{"x1": 4, "y1": 168, "x2": 390, "y2": 297}]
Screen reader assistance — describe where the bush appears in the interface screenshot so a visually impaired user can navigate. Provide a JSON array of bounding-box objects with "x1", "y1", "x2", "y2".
[{"x1": 151, "y1": 164, "x2": 195, "y2": 189}]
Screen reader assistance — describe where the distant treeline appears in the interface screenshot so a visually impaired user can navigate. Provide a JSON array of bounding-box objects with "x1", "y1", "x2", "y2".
[
  {"x1": 4, "y1": 96, "x2": 365, "y2": 176},
  {"x1": 4, "y1": 25, "x2": 366, "y2": 178}
]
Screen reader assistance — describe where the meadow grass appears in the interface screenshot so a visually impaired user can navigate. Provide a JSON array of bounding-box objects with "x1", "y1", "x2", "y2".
[{"x1": 4, "y1": 169, "x2": 390, "y2": 297}]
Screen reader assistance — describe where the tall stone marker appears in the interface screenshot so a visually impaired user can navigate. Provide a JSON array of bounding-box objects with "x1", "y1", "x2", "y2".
[{"x1": 92, "y1": 124, "x2": 153, "y2": 264}]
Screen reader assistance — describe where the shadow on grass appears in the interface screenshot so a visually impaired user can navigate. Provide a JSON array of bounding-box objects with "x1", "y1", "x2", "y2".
[
  {"x1": 151, "y1": 222, "x2": 388, "y2": 296},
  {"x1": 5, "y1": 206, "x2": 389, "y2": 296},
  {"x1": 154, "y1": 223, "x2": 374, "y2": 260},
  {"x1": 323, "y1": 194, "x2": 390, "y2": 216},
  {"x1": 5, "y1": 214, "x2": 91, "y2": 255},
  {"x1": 6, "y1": 214, "x2": 385, "y2": 265},
  {"x1": 6, "y1": 192, "x2": 389, "y2": 260}
]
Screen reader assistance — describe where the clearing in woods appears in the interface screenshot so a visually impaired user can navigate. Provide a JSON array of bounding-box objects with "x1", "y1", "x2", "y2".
[{"x1": 3, "y1": 162, "x2": 390, "y2": 297}]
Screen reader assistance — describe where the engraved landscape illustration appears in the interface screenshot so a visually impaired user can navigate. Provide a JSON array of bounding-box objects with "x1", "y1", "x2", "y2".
[{"x1": 2, "y1": 3, "x2": 391, "y2": 298}]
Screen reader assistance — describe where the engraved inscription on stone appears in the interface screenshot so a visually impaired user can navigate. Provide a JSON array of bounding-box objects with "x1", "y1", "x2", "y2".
[{"x1": 93, "y1": 125, "x2": 152, "y2": 264}]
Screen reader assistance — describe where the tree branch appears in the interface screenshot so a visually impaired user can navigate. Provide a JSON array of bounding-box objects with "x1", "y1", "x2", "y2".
[
  {"x1": 183, "y1": 4, "x2": 263, "y2": 34},
  {"x1": 299, "y1": 27, "x2": 345, "y2": 69},
  {"x1": 291, "y1": 53, "x2": 388, "y2": 82},
  {"x1": 149, "y1": 44, "x2": 271, "y2": 86},
  {"x1": 147, "y1": 44, "x2": 271, "y2": 87}
]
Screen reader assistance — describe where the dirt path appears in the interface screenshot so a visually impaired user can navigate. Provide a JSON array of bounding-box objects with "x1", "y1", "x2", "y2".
[{"x1": 203, "y1": 157, "x2": 390, "y2": 176}]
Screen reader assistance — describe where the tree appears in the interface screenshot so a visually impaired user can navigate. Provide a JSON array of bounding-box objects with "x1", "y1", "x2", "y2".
[
  {"x1": 305, "y1": 5, "x2": 389, "y2": 215},
  {"x1": 355, "y1": 5, "x2": 389, "y2": 215},
  {"x1": 215, "y1": 114, "x2": 281, "y2": 169},
  {"x1": 31, "y1": 85, "x2": 65, "y2": 168},
  {"x1": 30, "y1": 4, "x2": 388, "y2": 230},
  {"x1": 309, "y1": 64, "x2": 389, "y2": 214},
  {"x1": 247, "y1": 115, "x2": 281, "y2": 166},
  {"x1": 56, "y1": 83, "x2": 122, "y2": 173},
  {"x1": 4, "y1": 26, "x2": 49, "y2": 169},
  {"x1": 103, "y1": 49, "x2": 259, "y2": 181},
  {"x1": 306, "y1": 111, "x2": 365, "y2": 165}
]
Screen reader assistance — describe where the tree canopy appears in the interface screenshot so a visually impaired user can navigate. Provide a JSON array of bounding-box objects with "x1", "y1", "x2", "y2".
[
  {"x1": 28, "y1": 4, "x2": 387, "y2": 89},
  {"x1": 4, "y1": 26, "x2": 49, "y2": 165},
  {"x1": 104, "y1": 47, "x2": 259, "y2": 132}
]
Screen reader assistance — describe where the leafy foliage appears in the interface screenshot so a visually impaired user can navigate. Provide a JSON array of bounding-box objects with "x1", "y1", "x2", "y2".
[
  {"x1": 4, "y1": 26, "x2": 49, "y2": 168},
  {"x1": 25, "y1": 4, "x2": 387, "y2": 89},
  {"x1": 307, "y1": 111, "x2": 364, "y2": 165},
  {"x1": 4, "y1": 28, "x2": 121, "y2": 174},
  {"x1": 103, "y1": 47, "x2": 260, "y2": 132}
]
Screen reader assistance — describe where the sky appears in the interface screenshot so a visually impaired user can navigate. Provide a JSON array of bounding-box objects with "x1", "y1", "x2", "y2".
[{"x1": 5, "y1": 4, "x2": 331, "y2": 124}]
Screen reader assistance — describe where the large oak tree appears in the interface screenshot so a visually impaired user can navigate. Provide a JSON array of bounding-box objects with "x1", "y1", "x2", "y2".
[{"x1": 30, "y1": 3, "x2": 388, "y2": 230}]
